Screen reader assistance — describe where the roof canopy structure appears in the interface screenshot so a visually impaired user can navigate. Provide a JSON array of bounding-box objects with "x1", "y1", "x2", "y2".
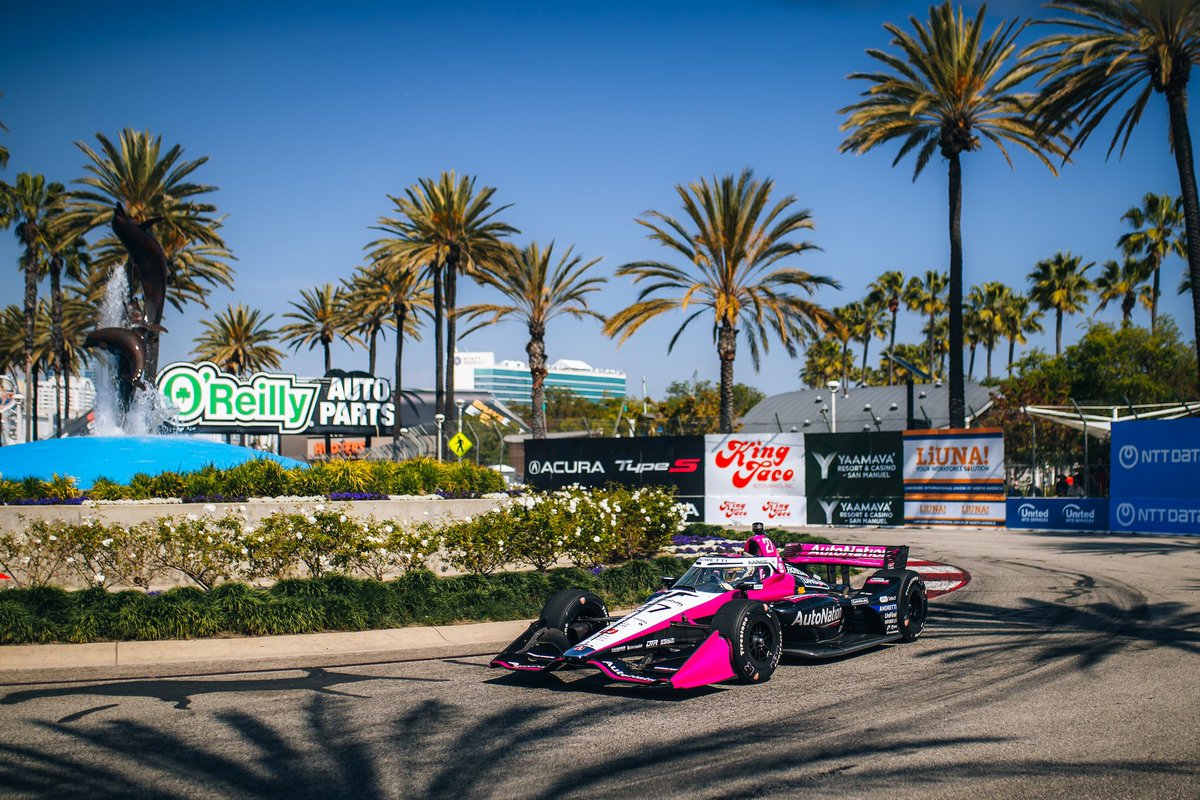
[
  {"x1": 1021, "y1": 402, "x2": 1200, "y2": 438},
  {"x1": 741, "y1": 382, "x2": 997, "y2": 433}
]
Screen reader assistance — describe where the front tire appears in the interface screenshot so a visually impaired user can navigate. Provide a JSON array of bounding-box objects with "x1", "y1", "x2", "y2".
[
  {"x1": 897, "y1": 572, "x2": 927, "y2": 642},
  {"x1": 712, "y1": 600, "x2": 782, "y2": 684},
  {"x1": 539, "y1": 588, "x2": 609, "y2": 645}
]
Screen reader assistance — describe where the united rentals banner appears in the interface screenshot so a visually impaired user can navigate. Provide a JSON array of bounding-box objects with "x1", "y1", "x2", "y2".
[
  {"x1": 805, "y1": 432, "x2": 903, "y2": 526},
  {"x1": 1006, "y1": 498, "x2": 1108, "y2": 532},
  {"x1": 1109, "y1": 419, "x2": 1200, "y2": 535},
  {"x1": 704, "y1": 434, "x2": 806, "y2": 526},
  {"x1": 523, "y1": 436, "x2": 706, "y2": 522},
  {"x1": 903, "y1": 428, "x2": 1005, "y2": 526}
]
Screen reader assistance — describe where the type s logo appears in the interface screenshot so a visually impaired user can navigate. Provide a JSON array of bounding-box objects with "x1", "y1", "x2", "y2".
[{"x1": 668, "y1": 458, "x2": 701, "y2": 473}]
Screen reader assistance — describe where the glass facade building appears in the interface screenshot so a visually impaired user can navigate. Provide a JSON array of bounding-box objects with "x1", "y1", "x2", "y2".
[{"x1": 454, "y1": 351, "x2": 625, "y2": 405}]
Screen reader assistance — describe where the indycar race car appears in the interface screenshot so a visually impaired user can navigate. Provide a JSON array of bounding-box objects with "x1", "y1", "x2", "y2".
[{"x1": 491, "y1": 522, "x2": 927, "y2": 689}]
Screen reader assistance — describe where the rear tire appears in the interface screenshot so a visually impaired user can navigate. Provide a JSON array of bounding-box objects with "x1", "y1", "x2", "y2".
[
  {"x1": 897, "y1": 572, "x2": 927, "y2": 642},
  {"x1": 712, "y1": 600, "x2": 782, "y2": 684},
  {"x1": 539, "y1": 589, "x2": 609, "y2": 645}
]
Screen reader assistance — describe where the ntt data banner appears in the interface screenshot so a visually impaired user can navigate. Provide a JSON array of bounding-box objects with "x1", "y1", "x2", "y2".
[
  {"x1": 903, "y1": 428, "x2": 1005, "y2": 526},
  {"x1": 523, "y1": 436, "x2": 706, "y2": 521},
  {"x1": 805, "y1": 432, "x2": 903, "y2": 526},
  {"x1": 1109, "y1": 419, "x2": 1200, "y2": 534},
  {"x1": 1006, "y1": 498, "x2": 1109, "y2": 532},
  {"x1": 704, "y1": 434, "x2": 806, "y2": 526}
]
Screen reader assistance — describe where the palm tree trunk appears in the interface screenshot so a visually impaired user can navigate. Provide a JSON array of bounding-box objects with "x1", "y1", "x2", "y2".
[
  {"x1": 527, "y1": 323, "x2": 547, "y2": 439},
  {"x1": 22, "y1": 245, "x2": 37, "y2": 442},
  {"x1": 860, "y1": 329, "x2": 871, "y2": 386},
  {"x1": 392, "y1": 302, "x2": 406, "y2": 453},
  {"x1": 323, "y1": 340, "x2": 332, "y2": 457},
  {"x1": 1055, "y1": 309, "x2": 1063, "y2": 355},
  {"x1": 840, "y1": 342, "x2": 850, "y2": 388},
  {"x1": 1007, "y1": 337, "x2": 1016, "y2": 376},
  {"x1": 31, "y1": 364, "x2": 39, "y2": 440},
  {"x1": 717, "y1": 322, "x2": 737, "y2": 433},
  {"x1": 928, "y1": 310, "x2": 936, "y2": 378},
  {"x1": 432, "y1": 264, "x2": 445, "y2": 419},
  {"x1": 985, "y1": 340, "x2": 994, "y2": 380},
  {"x1": 887, "y1": 311, "x2": 897, "y2": 384},
  {"x1": 968, "y1": 343, "x2": 976, "y2": 380},
  {"x1": 1165, "y1": 85, "x2": 1200, "y2": 385},
  {"x1": 368, "y1": 329, "x2": 377, "y2": 375},
  {"x1": 51, "y1": 254, "x2": 64, "y2": 437},
  {"x1": 445, "y1": 249, "x2": 459, "y2": 435},
  {"x1": 1150, "y1": 254, "x2": 1161, "y2": 334},
  {"x1": 947, "y1": 152, "x2": 965, "y2": 428}
]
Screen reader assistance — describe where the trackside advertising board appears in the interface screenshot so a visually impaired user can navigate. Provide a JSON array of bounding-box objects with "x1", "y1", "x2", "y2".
[
  {"x1": 704, "y1": 434, "x2": 806, "y2": 526},
  {"x1": 903, "y1": 428, "x2": 1005, "y2": 526},
  {"x1": 1006, "y1": 498, "x2": 1109, "y2": 532},
  {"x1": 523, "y1": 436, "x2": 706, "y2": 522},
  {"x1": 1109, "y1": 419, "x2": 1200, "y2": 535},
  {"x1": 805, "y1": 432, "x2": 903, "y2": 526}
]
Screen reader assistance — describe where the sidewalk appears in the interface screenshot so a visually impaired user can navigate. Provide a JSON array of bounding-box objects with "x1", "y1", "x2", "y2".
[{"x1": 0, "y1": 617, "x2": 532, "y2": 676}]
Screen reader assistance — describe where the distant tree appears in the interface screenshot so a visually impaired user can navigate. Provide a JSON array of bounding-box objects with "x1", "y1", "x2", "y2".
[
  {"x1": 192, "y1": 304, "x2": 283, "y2": 376},
  {"x1": 279, "y1": 284, "x2": 359, "y2": 374},
  {"x1": 1000, "y1": 291, "x2": 1043, "y2": 375},
  {"x1": 969, "y1": 282, "x2": 1013, "y2": 380},
  {"x1": 1118, "y1": 193, "x2": 1185, "y2": 333},
  {"x1": 841, "y1": 2, "x2": 1067, "y2": 426},
  {"x1": 1095, "y1": 257, "x2": 1154, "y2": 325},
  {"x1": 905, "y1": 270, "x2": 948, "y2": 379},
  {"x1": 655, "y1": 378, "x2": 764, "y2": 435},
  {"x1": 606, "y1": 171, "x2": 838, "y2": 433},
  {"x1": 844, "y1": 296, "x2": 888, "y2": 386},
  {"x1": 1060, "y1": 317, "x2": 1198, "y2": 403},
  {"x1": 867, "y1": 270, "x2": 907, "y2": 383},
  {"x1": 1028, "y1": 251, "x2": 1094, "y2": 355},
  {"x1": 801, "y1": 336, "x2": 845, "y2": 389}
]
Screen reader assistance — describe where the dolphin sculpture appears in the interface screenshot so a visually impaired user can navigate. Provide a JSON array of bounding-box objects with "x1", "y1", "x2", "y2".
[
  {"x1": 84, "y1": 327, "x2": 147, "y2": 410},
  {"x1": 111, "y1": 204, "x2": 170, "y2": 328},
  {"x1": 127, "y1": 299, "x2": 168, "y2": 334}
]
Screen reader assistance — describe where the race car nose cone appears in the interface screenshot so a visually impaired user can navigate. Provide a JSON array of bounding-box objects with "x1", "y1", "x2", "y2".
[{"x1": 564, "y1": 645, "x2": 595, "y2": 658}]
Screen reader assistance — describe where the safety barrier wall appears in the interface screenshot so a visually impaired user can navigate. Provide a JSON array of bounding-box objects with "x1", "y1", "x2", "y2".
[{"x1": 1109, "y1": 418, "x2": 1200, "y2": 535}]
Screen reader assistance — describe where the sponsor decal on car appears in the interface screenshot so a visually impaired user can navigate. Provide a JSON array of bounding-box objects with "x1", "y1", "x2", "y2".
[{"x1": 794, "y1": 606, "x2": 843, "y2": 626}]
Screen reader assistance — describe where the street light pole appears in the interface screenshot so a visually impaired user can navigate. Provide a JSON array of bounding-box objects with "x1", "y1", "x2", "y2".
[
  {"x1": 434, "y1": 413, "x2": 445, "y2": 461},
  {"x1": 826, "y1": 380, "x2": 840, "y2": 433}
]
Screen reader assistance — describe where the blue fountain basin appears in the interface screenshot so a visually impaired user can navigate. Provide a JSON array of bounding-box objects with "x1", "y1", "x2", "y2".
[{"x1": 0, "y1": 436, "x2": 306, "y2": 489}]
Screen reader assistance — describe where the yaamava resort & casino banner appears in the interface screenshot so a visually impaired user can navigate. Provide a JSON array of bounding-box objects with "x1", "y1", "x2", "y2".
[
  {"x1": 903, "y1": 428, "x2": 1005, "y2": 526},
  {"x1": 704, "y1": 433, "x2": 805, "y2": 526},
  {"x1": 1109, "y1": 418, "x2": 1200, "y2": 535},
  {"x1": 804, "y1": 431, "x2": 903, "y2": 526}
]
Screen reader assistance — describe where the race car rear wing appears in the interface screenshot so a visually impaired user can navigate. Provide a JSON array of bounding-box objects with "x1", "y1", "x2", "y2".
[{"x1": 782, "y1": 542, "x2": 908, "y2": 570}]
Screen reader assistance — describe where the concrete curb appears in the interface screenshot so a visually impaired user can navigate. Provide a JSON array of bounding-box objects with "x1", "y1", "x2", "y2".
[{"x1": 0, "y1": 618, "x2": 532, "y2": 673}]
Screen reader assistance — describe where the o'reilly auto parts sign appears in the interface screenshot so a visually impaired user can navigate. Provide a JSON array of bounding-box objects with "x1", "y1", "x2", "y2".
[
  {"x1": 524, "y1": 436, "x2": 705, "y2": 521},
  {"x1": 805, "y1": 432, "x2": 903, "y2": 526}
]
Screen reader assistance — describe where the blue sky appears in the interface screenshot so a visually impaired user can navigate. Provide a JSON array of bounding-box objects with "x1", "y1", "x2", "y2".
[{"x1": 1, "y1": 0, "x2": 1193, "y2": 400}]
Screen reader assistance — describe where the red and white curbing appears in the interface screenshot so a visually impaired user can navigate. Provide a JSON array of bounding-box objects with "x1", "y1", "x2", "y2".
[{"x1": 908, "y1": 559, "x2": 971, "y2": 599}]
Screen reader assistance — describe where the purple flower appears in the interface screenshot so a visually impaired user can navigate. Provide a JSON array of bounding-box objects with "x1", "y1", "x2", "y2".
[
  {"x1": 328, "y1": 492, "x2": 387, "y2": 501},
  {"x1": 589, "y1": 566, "x2": 604, "y2": 575}
]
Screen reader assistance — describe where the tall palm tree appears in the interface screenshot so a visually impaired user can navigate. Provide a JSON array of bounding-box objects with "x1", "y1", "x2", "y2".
[
  {"x1": 340, "y1": 264, "x2": 390, "y2": 375},
  {"x1": 374, "y1": 262, "x2": 433, "y2": 449},
  {"x1": 845, "y1": 296, "x2": 888, "y2": 386},
  {"x1": 193, "y1": 304, "x2": 283, "y2": 376},
  {"x1": 868, "y1": 270, "x2": 906, "y2": 383},
  {"x1": 1000, "y1": 291, "x2": 1043, "y2": 375},
  {"x1": 278, "y1": 284, "x2": 358, "y2": 374},
  {"x1": 1095, "y1": 257, "x2": 1154, "y2": 325},
  {"x1": 1118, "y1": 193, "x2": 1185, "y2": 333},
  {"x1": 1027, "y1": 251, "x2": 1094, "y2": 355},
  {"x1": 840, "y1": 2, "x2": 1068, "y2": 427},
  {"x1": 368, "y1": 171, "x2": 516, "y2": 431},
  {"x1": 0, "y1": 173, "x2": 62, "y2": 440},
  {"x1": 832, "y1": 303, "x2": 860, "y2": 390},
  {"x1": 968, "y1": 282, "x2": 1012, "y2": 380},
  {"x1": 905, "y1": 269, "x2": 949, "y2": 378},
  {"x1": 42, "y1": 220, "x2": 91, "y2": 435},
  {"x1": 963, "y1": 292, "x2": 987, "y2": 380},
  {"x1": 55, "y1": 292, "x2": 96, "y2": 425},
  {"x1": 60, "y1": 129, "x2": 234, "y2": 378},
  {"x1": 1026, "y1": 0, "x2": 1200, "y2": 383},
  {"x1": 459, "y1": 242, "x2": 605, "y2": 439},
  {"x1": 800, "y1": 336, "x2": 846, "y2": 389},
  {"x1": 604, "y1": 169, "x2": 839, "y2": 433},
  {"x1": 923, "y1": 313, "x2": 951, "y2": 377}
]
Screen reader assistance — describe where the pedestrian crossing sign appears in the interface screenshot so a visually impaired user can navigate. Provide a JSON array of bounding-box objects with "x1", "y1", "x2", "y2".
[{"x1": 448, "y1": 432, "x2": 473, "y2": 457}]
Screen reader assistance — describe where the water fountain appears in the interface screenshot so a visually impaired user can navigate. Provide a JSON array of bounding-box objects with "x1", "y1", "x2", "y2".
[{"x1": 0, "y1": 206, "x2": 304, "y2": 489}]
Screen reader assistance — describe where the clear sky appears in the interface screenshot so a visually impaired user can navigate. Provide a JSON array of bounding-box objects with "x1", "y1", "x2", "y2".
[{"x1": 1, "y1": 0, "x2": 1193, "y2": 400}]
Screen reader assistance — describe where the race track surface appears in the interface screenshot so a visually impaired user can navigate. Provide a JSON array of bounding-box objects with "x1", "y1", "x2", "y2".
[{"x1": 1, "y1": 528, "x2": 1197, "y2": 799}]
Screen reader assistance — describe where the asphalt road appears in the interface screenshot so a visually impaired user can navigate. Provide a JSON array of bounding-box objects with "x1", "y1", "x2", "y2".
[{"x1": 1, "y1": 528, "x2": 1197, "y2": 800}]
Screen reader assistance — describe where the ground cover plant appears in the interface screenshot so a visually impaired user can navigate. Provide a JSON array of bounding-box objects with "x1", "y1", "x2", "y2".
[{"x1": 0, "y1": 458, "x2": 507, "y2": 504}]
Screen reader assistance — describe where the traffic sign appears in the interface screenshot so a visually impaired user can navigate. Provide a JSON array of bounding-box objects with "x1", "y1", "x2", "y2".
[{"x1": 448, "y1": 432, "x2": 473, "y2": 457}]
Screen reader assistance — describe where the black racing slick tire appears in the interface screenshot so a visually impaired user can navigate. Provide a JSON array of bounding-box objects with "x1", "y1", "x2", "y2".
[
  {"x1": 712, "y1": 600, "x2": 782, "y2": 684},
  {"x1": 539, "y1": 589, "x2": 609, "y2": 645},
  {"x1": 897, "y1": 571, "x2": 927, "y2": 642}
]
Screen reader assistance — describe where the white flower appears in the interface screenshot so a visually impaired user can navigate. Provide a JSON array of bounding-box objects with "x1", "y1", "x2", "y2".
[
  {"x1": 204, "y1": 503, "x2": 216, "y2": 512},
  {"x1": 296, "y1": 532, "x2": 304, "y2": 540},
  {"x1": 66, "y1": 556, "x2": 75, "y2": 563},
  {"x1": 241, "y1": 547, "x2": 249, "y2": 555},
  {"x1": 49, "y1": 534, "x2": 58, "y2": 542},
  {"x1": 464, "y1": 516, "x2": 473, "y2": 523},
  {"x1": 383, "y1": 524, "x2": 394, "y2": 534},
  {"x1": 186, "y1": 513, "x2": 198, "y2": 521},
  {"x1": 339, "y1": 514, "x2": 347, "y2": 522},
  {"x1": 94, "y1": 573, "x2": 106, "y2": 583},
  {"x1": 315, "y1": 503, "x2": 325, "y2": 511},
  {"x1": 101, "y1": 538, "x2": 113, "y2": 548},
  {"x1": 593, "y1": 535, "x2": 601, "y2": 543}
]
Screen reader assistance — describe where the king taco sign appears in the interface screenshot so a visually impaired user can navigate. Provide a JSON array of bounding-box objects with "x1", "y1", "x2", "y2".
[{"x1": 703, "y1": 433, "x2": 806, "y2": 523}]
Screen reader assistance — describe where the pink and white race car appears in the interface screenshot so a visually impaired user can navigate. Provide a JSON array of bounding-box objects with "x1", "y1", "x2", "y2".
[{"x1": 491, "y1": 522, "x2": 928, "y2": 689}]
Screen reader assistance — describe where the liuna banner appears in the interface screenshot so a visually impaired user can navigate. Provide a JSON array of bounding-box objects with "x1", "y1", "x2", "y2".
[
  {"x1": 704, "y1": 434, "x2": 806, "y2": 526},
  {"x1": 1109, "y1": 419, "x2": 1200, "y2": 535},
  {"x1": 523, "y1": 435, "x2": 706, "y2": 522},
  {"x1": 805, "y1": 432, "x2": 903, "y2": 526},
  {"x1": 903, "y1": 428, "x2": 1005, "y2": 526}
]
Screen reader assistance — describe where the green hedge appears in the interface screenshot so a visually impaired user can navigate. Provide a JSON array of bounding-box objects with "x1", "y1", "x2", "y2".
[
  {"x1": 0, "y1": 457, "x2": 506, "y2": 504},
  {"x1": 0, "y1": 558, "x2": 696, "y2": 644}
]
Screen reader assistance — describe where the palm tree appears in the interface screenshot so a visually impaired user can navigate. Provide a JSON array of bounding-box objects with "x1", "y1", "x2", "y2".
[
  {"x1": 279, "y1": 284, "x2": 358, "y2": 374},
  {"x1": 963, "y1": 292, "x2": 987, "y2": 380},
  {"x1": 1118, "y1": 193, "x2": 1185, "y2": 333},
  {"x1": 905, "y1": 269, "x2": 949, "y2": 379},
  {"x1": 1095, "y1": 257, "x2": 1154, "y2": 325},
  {"x1": 459, "y1": 242, "x2": 605, "y2": 439},
  {"x1": 969, "y1": 282, "x2": 1013, "y2": 380},
  {"x1": 368, "y1": 172, "x2": 516, "y2": 431},
  {"x1": 840, "y1": 2, "x2": 1067, "y2": 427},
  {"x1": 1026, "y1": 1, "x2": 1200, "y2": 383},
  {"x1": 193, "y1": 304, "x2": 283, "y2": 376},
  {"x1": 42, "y1": 221, "x2": 91, "y2": 434},
  {"x1": 845, "y1": 296, "x2": 888, "y2": 386},
  {"x1": 1027, "y1": 251, "x2": 1094, "y2": 355},
  {"x1": 60, "y1": 129, "x2": 234, "y2": 378},
  {"x1": 0, "y1": 92, "x2": 8, "y2": 169},
  {"x1": 923, "y1": 313, "x2": 950, "y2": 377},
  {"x1": 832, "y1": 303, "x2": 860, "y2": 389},
  {"x1": 341, "y1": 264, "x2": 390, "y2": 375},
  {"x1": 0, "y1": 173, "x2": 63, "y2": 441},
  {"x1": 868, "y1": 270, "x2": 906, "y2": 383},
  {"x1": 1000, "y1": 291, "x2": 1043, "y2": 375},
  {"x1": 800, "y1": 336, "x2": 846, "y2": 389},
  {"x1": 604, "y1": 169, "x2": 839, "y2": 433},
  {"x1": 374, "y1": 262, "x2": 433, "y2": 450}
]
